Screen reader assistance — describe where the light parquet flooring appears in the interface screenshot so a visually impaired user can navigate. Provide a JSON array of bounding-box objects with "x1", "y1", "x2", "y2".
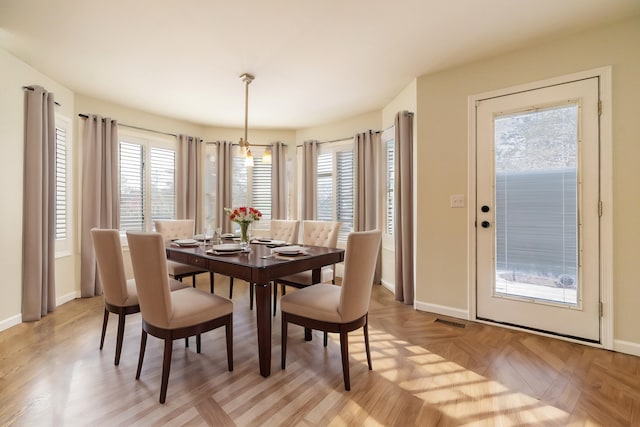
[{"x1": 1, "y1": 275, "x2": 640, "y2": 426}]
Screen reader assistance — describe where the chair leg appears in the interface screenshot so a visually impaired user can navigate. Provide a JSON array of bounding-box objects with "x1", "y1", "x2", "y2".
[
  {"x1": 210, "y1": 272, "x2": 215, "y2": 294},
  {"x1": 281, "y1": 314, "x2": 288, "y2": 369},
  {"x1": 99, "y1": 308, "x2": 109, "y2": 350},
  {"x1": 364, "y1": 316, "x2": 372, "y2": 370},
  {"x1": 229, "y1": 277, "x2": 234, "y2": 299},
  {"x1": 226, "y1": 317, "x2": 234, "y2": 371},
  {"x1": 196, "y1": 334, "x2": 201, "y2": 354},
  {"x1": 192, "y1": 274, "x2": 197, "y2": 288},
  {"x1": 136, "y1": 330, "x2": 148, "y2": 380},
  {"x1": 250, "y1": 283, "x2": 254, "y2": 310},
  {"x1": 273, "y1": 282, "x2": 277, "y2": 316},
  {"x1": 159, "y1": 338, "x2": 173, "y2": 404},
  {"x1": 323, "y1": 332, "x2": 328, "y2": 347},
  {"x1": 339, "y1": 329, "x2": 351, "y2": 391},
  {"x1": 114, "y1": 312, "x2": 126, "y2": 365}
]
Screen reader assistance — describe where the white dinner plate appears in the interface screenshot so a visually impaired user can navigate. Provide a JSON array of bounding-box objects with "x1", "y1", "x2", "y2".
[
  {"x1": 212, "y1": 243, "x2": 241, "y2": 252},
  {"x1": 193, "y1": 234, "x2": 213, "y2": 241},
  {"x1": 254, "y1": 239, "x2": 287, "y2": 245},
  {"x1": 173, "y1": 239, "x2": 198, "y2": 246},
  {"x1": 272, "y1": 245, "x2": 304, "y2": 255},
  {"x1": 207, "y1": 249, "x2": 241, "y2": 255}
]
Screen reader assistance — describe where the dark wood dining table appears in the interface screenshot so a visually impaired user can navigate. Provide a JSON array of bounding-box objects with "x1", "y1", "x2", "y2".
[{"x1": 165, "y1": 241, "x2": 345, "y2": 377}]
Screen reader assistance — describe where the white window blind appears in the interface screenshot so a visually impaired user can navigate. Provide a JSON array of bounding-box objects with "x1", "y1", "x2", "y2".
[
  {"x1": 119, "y1": 133, "x2": 176, "y2": 237},
  {"x1": 150, "y1": 147, "x2": 175, "y2": 221},
  {"x1": 231, "y1": 147, "x2": 272, "y2": 228},
  {"x1": 204, "y1": 144, "x2": 218, "y2": 228},
  {"x1": 315, "y1": 141, "x2": 354, "y2": 242},
  {"x1": 55, "y1": 125, "x2": 67, "y2": 240},
  {"x1": 119, "y1": 142, "x2": 144, "y2": 233},
  {"x1": 385, "y1": 138, "x2": 395, "y2": 235}
]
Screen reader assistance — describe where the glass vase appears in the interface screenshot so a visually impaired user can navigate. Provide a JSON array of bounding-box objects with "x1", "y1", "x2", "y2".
[{"x1": 239, "y1": 221, "x2": 251, "y2": 251}]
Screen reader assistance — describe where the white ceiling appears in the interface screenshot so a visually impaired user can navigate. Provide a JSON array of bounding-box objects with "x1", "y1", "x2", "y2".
[{"x1": 1, "y1": 0, "x2": 639, "y2": 129}]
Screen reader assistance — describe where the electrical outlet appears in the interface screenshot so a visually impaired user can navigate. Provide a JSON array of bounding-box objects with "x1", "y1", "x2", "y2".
[{"x1": 450, "y1": 194, "x2": 465, "y2": 208}]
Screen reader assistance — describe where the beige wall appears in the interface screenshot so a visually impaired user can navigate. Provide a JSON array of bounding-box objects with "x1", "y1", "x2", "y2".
[
  {"x1": 415, "y1": 15, "x2": 640, "y2": 349},
  {"x1": 0, "y1": 48, "x2": 77, "y2": 327}
]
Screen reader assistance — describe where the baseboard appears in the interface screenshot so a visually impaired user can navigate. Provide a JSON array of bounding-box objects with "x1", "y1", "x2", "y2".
[
  {"x1": 0, "y1": 291, "x2": 79, "y2": 333},
  {"x1": 56, "y1": 291, "x2": 80, "y2": 307},
  {"x1": 380, "y1": 279, "x2": 394, "y2": 293},
  {"x1": 613, "y1": 339, "x2": 640, "y2": 357},
  {"x1": 0, "y1": 313, "x2": 21, "y2": 332},
  {"x1": 415, "y1": 300, "x2": 469, "y2": 320}
]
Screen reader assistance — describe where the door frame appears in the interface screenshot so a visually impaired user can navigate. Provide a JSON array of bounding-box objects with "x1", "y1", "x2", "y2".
[{"x1": 467, "y1": 66, "x2": 613, "y2": 349}]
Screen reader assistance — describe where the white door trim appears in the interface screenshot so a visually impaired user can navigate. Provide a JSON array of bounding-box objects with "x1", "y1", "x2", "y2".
[{"x1": 467, "y1": 66, "x2": 613, "y2": 349}]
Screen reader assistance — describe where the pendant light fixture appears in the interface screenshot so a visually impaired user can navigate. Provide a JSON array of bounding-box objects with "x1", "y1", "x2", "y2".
[{"x1": 239, "y1": 73, "x2": 254, "y2": 167}]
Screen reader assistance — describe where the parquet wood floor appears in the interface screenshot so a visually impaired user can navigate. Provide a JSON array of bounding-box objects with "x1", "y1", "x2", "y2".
[{"x1": 1, "y1": 275, "x2": 639, "y2": 426}]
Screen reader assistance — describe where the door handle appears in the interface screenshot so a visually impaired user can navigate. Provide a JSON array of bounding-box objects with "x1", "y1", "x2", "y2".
[{"x1": 481, "y1": 221, "x2": 491, "y2": 228}]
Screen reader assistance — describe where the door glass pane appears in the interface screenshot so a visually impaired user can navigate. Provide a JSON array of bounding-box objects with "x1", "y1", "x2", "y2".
[{"x1": 494, "y1": 104, "x2": 578, "y2": 305}]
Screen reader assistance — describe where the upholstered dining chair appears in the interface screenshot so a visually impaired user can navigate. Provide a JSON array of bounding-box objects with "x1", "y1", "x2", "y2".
[
  {"x1": 90, "y1": 228, "x2": 189, "y2": 366},
  {"x1": 280, "y1": 229, "x2": 381, "y2": 391},
  {"x1": 127, "y1": 231, "x2": 233, "y2": 404},
  {"x1": 269, "y1": 219, "x2": 300, "y2": 243},
  {"x1": 231, "y1": 219, "x2": 301, "y2": 311},
  {"x1": 273, "y1": 220, "x2": 341, "y2": 315},
  {"x1": 155, "y1": 219, "x2": 214, "y2": 293}
]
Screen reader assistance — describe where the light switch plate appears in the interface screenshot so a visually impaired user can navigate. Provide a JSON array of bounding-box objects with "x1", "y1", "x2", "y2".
[{"x1": 450, "y1": 194, "x2": 465, "y2": 208}]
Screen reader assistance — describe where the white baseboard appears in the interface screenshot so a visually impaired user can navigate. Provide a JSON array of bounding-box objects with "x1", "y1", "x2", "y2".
[
  {"x1": 415, "y1": 300, "x2": 469, "y2": 320},
  {"x1": 0, "y1": 291, "x2": 79, "y2": 333},
  {"x1": 613, "y1": 339, "x2": 640, "y2": 357},
  {"x1": 56, "y1": 291, "x2": 80, "y2": 307},
  {"x1": 380, "y1": 279, "x2": 394, "y2": 293},
  {"x1": 0, "y1": 313, "x2": 22, "y2": 332}
]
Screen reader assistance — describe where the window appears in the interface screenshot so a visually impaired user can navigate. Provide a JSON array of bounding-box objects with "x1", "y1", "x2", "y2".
[
  {"x1": 316, "y1": 139, "x2": 354, "y2": 242},
  {"x1": 231, "y1": 147, "x2": 272, "y2": 230},
  {"x1": 55, "y1": 115, "x2": 72, "y2": 254},
  {"x1": 203, "y1": 143, "x2": 218, "y2": 228},
  {"x1": 119, "y1": 132, "x2": 176, "y2": 237},
  {"x1": 383, "y1": 129, "x2": 395, "y2": 235}
]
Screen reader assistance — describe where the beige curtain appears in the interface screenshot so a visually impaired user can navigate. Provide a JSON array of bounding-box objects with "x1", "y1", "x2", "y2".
[
  {"x1": 80, "y1": 115, "x2": 119, "y2": 297},
  {"x1": 271, "y1": 142, "x2": 287, "y2": 219},
  {"x1": 301, "y1": 140, "x2": 318, "y2": 220},
  {"x1": 22, "y1": 85, "x2": 56, "y2": 321},
  {"x1": 354, "y1": 130, "x2": 382, "y2": 283},
  {"x1": 215, "y1": 141, "x2": 233, "y2": 233},
  {"x1": 176, "y1": 134, "x2": 203, "y2": 231},
  {"x1": 394, "y1": 111, "x2": 414, "y2": 304}
]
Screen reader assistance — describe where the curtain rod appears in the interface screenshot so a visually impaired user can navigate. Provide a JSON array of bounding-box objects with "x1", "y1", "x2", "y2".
[
  {"x1": 22, "y1": 86, "x2": 61, "y2": 106},
  {"x1": 295, "y1": 131, "x2": 381, "y2": 148},
  {"x1": 78, "y1": 113, "x2": 177, "y2": 137},
  {"x1": 204, "y1": 141, "x2": 273, "y2": 147}
]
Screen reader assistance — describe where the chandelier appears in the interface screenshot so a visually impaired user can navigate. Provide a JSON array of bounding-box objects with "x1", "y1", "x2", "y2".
[
  {"x1": 237, "y1": 73, "x2": 271, "y2": 166},
  {"x1": 238, "y1": 73, "x2": 254, "y2": 166}
]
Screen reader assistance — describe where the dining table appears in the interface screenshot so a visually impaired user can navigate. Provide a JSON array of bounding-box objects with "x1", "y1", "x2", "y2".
[{"x1": 165, "y1": 240, "x2": 345, "y2": 377}]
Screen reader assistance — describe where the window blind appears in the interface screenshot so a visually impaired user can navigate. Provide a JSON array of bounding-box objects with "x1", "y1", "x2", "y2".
[
  {"x1": 150, "y1": 147, "x2": 175, "y2": 222},
  {"x1": 119, "y1": 142, "x2": 144, "y2": 233},
  {"x1": 386, "y1": 138, "x2": 395, "y2": 235},
  {"x1": 55, "y1": 126, "x2": 67, "y2": 240}
]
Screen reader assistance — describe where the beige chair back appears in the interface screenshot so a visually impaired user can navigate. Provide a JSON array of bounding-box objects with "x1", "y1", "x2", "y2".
[
  {"x1": 91, "y1": 228, "x2": 129, "y2": 307},
  {"x1": 126, "y1": 231, "x2": 174, "y2": 328},
  {"x1": 338, "y1": 230, "x2": 382, "y2": 322},
  {"x1": 301, "y1": 220, "x2": 341, "y2": 247},
  {"x1": 155, "y1": 219, "x2": 195, "y2": 240},
  {"x1": 270, "y1": 220, "x2": 300, "y2": 243}
]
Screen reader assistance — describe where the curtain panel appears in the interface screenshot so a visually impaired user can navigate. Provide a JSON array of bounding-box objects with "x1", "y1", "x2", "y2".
[
  {"x1": 176, "y1": 134, "x2": 203, "y2": 232},
  {"x1": 271, "y1": 142, "x2": 287, "y2": 219},
  {"x1": 394, "y1": 111, "x2": 415, "y2": 305},
  {"x1": 354, "y1": 130, "x2": 382, "y2": 283},
  {"x1": 215, "y1": 141, "x2": 233, "y2": 233},
  {"x1": 22, "y1": 85, "x2": 56, "y2": 321},
  {"x1": 301, "y1": 140, "x2": 318, "y2": 220},
  {"x1": 80, "y1": 115, "x2": 119, "y2": 297}
]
